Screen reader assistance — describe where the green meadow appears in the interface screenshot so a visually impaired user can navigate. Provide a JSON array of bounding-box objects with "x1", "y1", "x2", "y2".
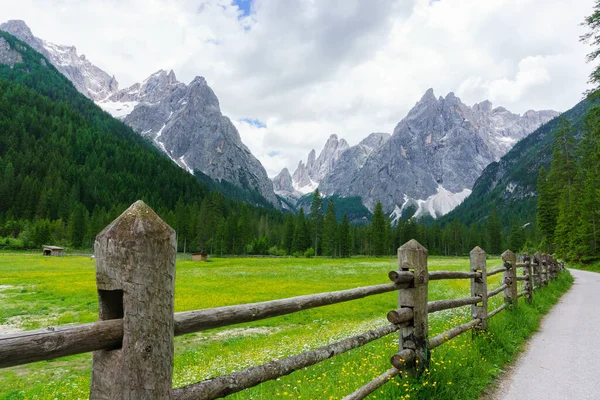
[{"x1": 0, "y1": 253, "x2": 572, "y2": 400}]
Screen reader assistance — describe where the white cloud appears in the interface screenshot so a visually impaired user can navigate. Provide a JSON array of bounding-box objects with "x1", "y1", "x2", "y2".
[{"x1": 3, "y1": 0, "x2": 594, "y2": 177}]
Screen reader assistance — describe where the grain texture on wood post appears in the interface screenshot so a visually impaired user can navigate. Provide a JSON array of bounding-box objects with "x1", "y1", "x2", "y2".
[
  {"x1": 90, "y1": 201, "x2": 176, "y2": 400},
  {"x1": 397, "y1": 239, "x2": 429, "y2": 376},
  {"x1": 523, "y1": 253, "x2": 534, "y2": 303},
  {"x1": 501, "y1": 250, "x2": 518, "y2": 309},
  {"x1": 470, "y1": 246, "x2": 487, "y2": 330}
]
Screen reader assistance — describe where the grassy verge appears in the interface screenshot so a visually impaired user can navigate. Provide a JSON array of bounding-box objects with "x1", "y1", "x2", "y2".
[
  {"x1": 0, "y1": 254, "x2": 572, "y2": 399},
  {"x1": 567, "y1": 261, "x2": 600, "y2": 273}
]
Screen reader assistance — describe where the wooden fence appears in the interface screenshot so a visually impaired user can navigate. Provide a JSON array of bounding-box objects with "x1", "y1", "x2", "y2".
[{"x1": 0, "y1": 201, "x2": 565, "y2": 399}]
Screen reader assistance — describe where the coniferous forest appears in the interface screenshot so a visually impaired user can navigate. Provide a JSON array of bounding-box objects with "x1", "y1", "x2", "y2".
[{"x1": 0, "y1": 22, "x2": 599, "y2": 261}]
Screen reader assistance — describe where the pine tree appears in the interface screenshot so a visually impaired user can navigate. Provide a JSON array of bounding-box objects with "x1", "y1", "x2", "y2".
[
  {"x1": 323, "y1": 199, "x2": 338, "y2": 256},
  {"x1": 536, "y1": 167, "x2": 557, "y2": 250},
  {"x1": 340, "y1": 214, "x2": 351, "y2": 258},
  {"x1": 69, "y1": 203, "x2": 88, "y2": 248},
  {"x1": 292, "y1": 208, "x2": 309, "y2": 253},
  {"x1": 309, "y1": 189, "x2": 324, "y2": 255},
  {"x1": 487, "y1": 206, "x2": 502, "y2": 254},
  {"x1": 508, "y1": 217, "x2": 525, "y2": 252},
  {"x1": 371, "y1": 202, "x2": 386, "y2": 256}
]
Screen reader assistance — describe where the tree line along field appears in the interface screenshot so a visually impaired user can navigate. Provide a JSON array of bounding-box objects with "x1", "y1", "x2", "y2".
[{"x1": 0, "y1": 252, "x2": 572, "y2": 400}]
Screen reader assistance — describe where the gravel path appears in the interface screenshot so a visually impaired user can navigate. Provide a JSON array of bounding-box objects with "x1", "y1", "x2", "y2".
[{"x1": 490, "y1": 269, "x2": 600, "y2": 400}]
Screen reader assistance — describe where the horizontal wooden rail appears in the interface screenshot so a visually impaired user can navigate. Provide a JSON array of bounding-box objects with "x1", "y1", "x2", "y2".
[
  {"x1": 0, "y1": 320, "x2": 122, "y2": 369},
  {"x1": 390, "y1": 349, "x2": 417, "y2": 371},
  {"x1": 517, "y1": 291, "x2": 526, "y2": 298},
  {"x1": 171, "y1": 324, "x2": 403, "y2": 400},
  {"x1": 487, "y1": 266, "x2": 506, "y2": 277},
  {"x1": 427, "y1": 296, "x2": 480, "y2": 314},
  {"x1": 0, "y1": 282, "x2": 408, "y2": 369},
  {"x1": 428, "y1": 271, "x2": 481, "y2": 280},
  {"x1": 516, "y1": 276, "x2": 529, "y2": 281},
  {"x1": 174, "y1": 282, "x2": 408, "y2": 335},
  {"x1": 428, "y1": 319, "x2": 481, "y2": 350},
  {"x1": 388, "y1": 270, "x2": 481, "y2": 284},
  {"x1": 342, "y1": 367, "x2": 400, "y2": 400},
  {"x1": 387, "y1": 271, "x2": 415, "y2": 284},
  {"x1": 386, "y1": 308, "x2": 414, "y2": 325},
  {"x1": 488, "y1": 284, "x2": 508, "y2": 298},
  {"x1": 488, "y1": 304, "x2": 506, "y2": 319},
  {"x1": 516, "y1": 262, "x2": 527, "y2": 268}
]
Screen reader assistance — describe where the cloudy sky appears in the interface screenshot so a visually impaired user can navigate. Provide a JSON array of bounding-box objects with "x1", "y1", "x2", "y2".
[{"x1": 4, "y1": 0, "x2": 595, "y2": 177}]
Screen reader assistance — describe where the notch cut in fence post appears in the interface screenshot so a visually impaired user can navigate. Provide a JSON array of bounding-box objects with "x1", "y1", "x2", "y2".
[
  {"x1": 501, "y1": 250, "x2": 518, "y2": 309},
  {"x1": 396, "y1": 239, "x2": 429, "y2": 376},
  {"x1": 90, "y1": 201, "x2": 176, "y2": 400},
  {"x1": 470, "y1": 247, "x2": 487, "y2": 330}
]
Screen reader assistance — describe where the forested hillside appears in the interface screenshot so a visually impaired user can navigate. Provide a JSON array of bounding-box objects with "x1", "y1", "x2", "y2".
[{"x1": 0, "y1": 31, "x2": 287, "y2": 251}]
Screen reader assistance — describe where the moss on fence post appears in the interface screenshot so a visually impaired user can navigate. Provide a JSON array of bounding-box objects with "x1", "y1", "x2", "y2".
[
  {"x1": 397, "y1": 239, "x2": 429, "y2": 376},
  {"x1": 90, "y1": 201, "x2": 176, "y2": 400}
]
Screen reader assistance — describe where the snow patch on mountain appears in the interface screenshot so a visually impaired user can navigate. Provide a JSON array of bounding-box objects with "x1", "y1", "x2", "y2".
[
  {"x1": 99, "y1": 101, "x2": 139, "y2": 119},
  {"x1": 391, "y1": 186, "x2": 472, "y2": 224}
]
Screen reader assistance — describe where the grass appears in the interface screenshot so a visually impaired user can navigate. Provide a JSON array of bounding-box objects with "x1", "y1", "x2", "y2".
[
  {"x1": 0, "y1": 253, "x2": 572, "y2": 399},
  {"x1": 568, "y1": 261, "x2": 600, "y2": 274}
]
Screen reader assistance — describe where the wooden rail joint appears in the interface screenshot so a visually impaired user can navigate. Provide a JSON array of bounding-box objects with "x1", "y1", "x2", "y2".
[
  {"x1": 395, "y1": 240, "x2": 429, "y2": 376},
  {"x1": 501, "y1": 250, "x2": 518, "y2": 310}
]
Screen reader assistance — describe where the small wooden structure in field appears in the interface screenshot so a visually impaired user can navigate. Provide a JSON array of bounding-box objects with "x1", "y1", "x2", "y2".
[
  {"x1": 191, "y1": 251, "x2": 208, "y2": 261},
  {"x1": 42, "y1": 245, "x2": 64, "y2": 257}
]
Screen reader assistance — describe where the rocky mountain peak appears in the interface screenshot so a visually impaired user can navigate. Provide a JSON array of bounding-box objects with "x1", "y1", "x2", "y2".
[
  {"x1": 359, "y1": 132, "x2": 391, "y2": 149},
  {"x1": 307, "y1": 149, "x2": 316, "y2": 170},
  {"x1": 419, "y1": 88, "x2": 436, "y2": 103},
  {"x1": 0, "y1": 20, "x2": 36, "y2": 45},
  {"x1": 0, "y1": 20, "x2": 119, "y2": 101},
  {"x1": 321, "y1": 90, "x2": 558, "y2": 219},
  {"x1": 272, "y1": 168, "x2": 294, "y2": 192}
]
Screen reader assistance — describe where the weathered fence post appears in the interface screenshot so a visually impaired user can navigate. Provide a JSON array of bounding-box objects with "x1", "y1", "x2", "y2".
[
  {"x1": 90, "y1": 201, "x2": 176, "y2": 400},
  {"x1": 470, "y1": 246, "x2": 487, "y2": 330},
  {"x1": 533, "y1": 252, "x2": 542, "y2": 289},
  {"x1": 523, "y1": 253, "x2": 534, "y2": 303},
  {"x1": 396, "y1": 240, "x2": 429, "y2": 376},
  {"x1": 501, "y1": 250, "x2": 518, "y2": 309}
]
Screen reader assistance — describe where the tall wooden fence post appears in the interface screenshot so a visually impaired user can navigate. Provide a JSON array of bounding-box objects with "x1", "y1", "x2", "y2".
[
  {"x1": 397, "y1": 239, "x2": 429, "y2": 376},
  {"x1": 470, "y1": 246, "x2": 487, "y2": 330},
  {"x1": 533, "y1": 252, "x2": 542, "y2": 289},
  {"x1": 90, "y1": 201, "x2": 177, "y2": 400},
  {"x1": 501, "y1": 250, "x2": 518, "y2": 309},
  {"x1": 523, "y1": 253, "x2": 534, "y2": 303}
]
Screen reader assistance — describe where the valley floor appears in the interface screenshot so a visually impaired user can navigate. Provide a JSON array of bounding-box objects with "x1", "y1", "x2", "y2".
[{"x1": 0, "y1": 253, "x2": 571, "y2": 399}]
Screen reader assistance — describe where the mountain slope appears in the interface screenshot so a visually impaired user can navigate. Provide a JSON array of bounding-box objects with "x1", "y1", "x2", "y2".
[
  {"x1": 0, "y1": 30, "x2": 216, "y2": 218},
  {"x1": 327, "y1": 90, "x2": 558, "y2": 217},
  {"x1": 101, "y1": 70, "x2": 279, "y2": 206},
  {"x1": 0, "y1": 20, "x2": 118, "y2": 101},
  {"x1": 0, "y1": 20, "x2": 280, "y2": 208},
  {"x1": 443, "y1": 99, "x2": 590, "y2": 226}
]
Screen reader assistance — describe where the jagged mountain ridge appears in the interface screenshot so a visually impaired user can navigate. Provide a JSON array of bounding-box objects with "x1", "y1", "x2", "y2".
[
  {"x1": 0, "y1": 20, "x2": 280, "y2": 207},
  {"x1": 274, "y1": 133, "x2": 388, "y2": 201},
  {"x1": 100, "y1": 70, "x2": 279, "y2": 206},
  {"x1": 333, "y1": 89, "x2": 558, "y2": 218},
  {"x1": 0, "y1": 20, "x2": 118, "y2": 101},
  {"x1": 277, "y1": 89, "x2": 558, "y2": 219},
  {"x1": 443, "y1": 99, "x2": 590, "y2": 226}
]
